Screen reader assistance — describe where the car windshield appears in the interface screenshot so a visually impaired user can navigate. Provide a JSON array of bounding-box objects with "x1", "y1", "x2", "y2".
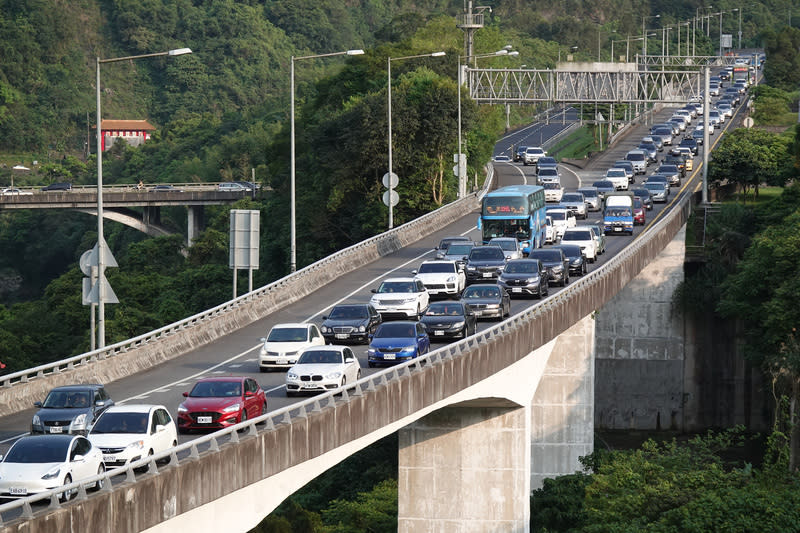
[
  {"x1": 426, "y1": 303, "x2": 464, "y2": 316},
  {"x1": 377, "y1": 281, "x2": 415, "y2": 293},
  {"x1": 543, "y1": 183, "x2": 561, "y2": 190},
  {"x1": 266, "y1": 327, "x2": 309, "y2": 342},
  {"x1": 659, "y1": 165, "x2": 679, "y2": 173},
  {"x1": 644, "y1": 183, "x2": 664, "y2": 192},
  {"x1": 469, "y1": 248, "x2": 504, "y2": 260},
  {"x1": 538, "y1": 157, "x2": 556, "y2": 165},
  {"x1": 607, "y1": 169, "x2": 626, "y2": 177},
  {"x1": 438, "y1": 238, "x2": 467, "y2": 249},
  {"x1": 563, "y1": 230, "x2": 593, "y2": 241},
  {"x1": 42, "y1": 390, "x2": 91, "y2": 409},
  {"x1": 91, "y1": 412, "x2": 149, "y2": 434},
  {"x1": 418, "y1": 262, "x2": 456, "y2": 273},
  {"x1": 375, "y1": 323, "x2": 417, "y2": 338},
  {"x1": 462, "y1": 286, "x2": 501, "y2": 299},
  {"x1": 530, "y1": 250, "x2": 562, "y2": 261},
  {"x1": 189, "y1": 381, "x2": 242, "y2": 398},
  {"x1": 626, "y1": 153, "x2": 645, "y2": 161},
  {"x1": 538, "y1": 168, "x2": 557, "y2": 176},
  {"x1": 557, "y1": 245, "x2": 581, "y2": 257},
  {"x1": 577, "y1": 189, "x2": 597, "y2": 198},
  {"x1": 561, "y1": 194, "x2": 582, "y2": 203},
  {"x1": 504, "y1": 261, "x2": 537, "y2": 274},
  {"x1": 606, "y1": 208, "x2": 632, "y2": 217},
  {"x1": 297, "y1": 350, "x2": 344, "y2": 364},
  {"x1": 632, "y1": 189, "x2": 649, "y2": 198},
  {"x1": 446, "y1": 244, "x2": 473, "y2": 255},
  {"x1": 4, "y1": 439, "x2": 69, "y2": 464},
  {"x1": 490, "y1": 240, "x2": 516, "y2": 251},
  {"x1": 593, "y1": 181, "x2": 614, "y2": 189},
  {"x1": 328, "y1": 306, "x2": 368, "y2": 320},
  {"x1": 549, "y1": 211, "x2": 566, "y2": 221}
]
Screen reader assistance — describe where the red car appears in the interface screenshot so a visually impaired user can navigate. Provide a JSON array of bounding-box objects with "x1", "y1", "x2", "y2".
[
  {"x1": 176, "y1": 376, "x2": 266, "y2": 433},
  {"x1": 633, "y1": 198, "x2": 646, "y2": 226}
]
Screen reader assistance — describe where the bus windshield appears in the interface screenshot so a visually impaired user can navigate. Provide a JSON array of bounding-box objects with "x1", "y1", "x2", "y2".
[{"x1": 481, "y1": 219, "x2": 531, "y2": 241}]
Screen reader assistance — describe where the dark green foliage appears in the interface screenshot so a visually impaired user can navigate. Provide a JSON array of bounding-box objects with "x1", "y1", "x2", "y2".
[
  {"x1": 708, "y1": 128, "x2": 792, "y2": 198},
  {"x1": 530, "y1": 474, "x2": 590, "y2": 532},
  {"x1": 762, "y1": 26, "x2": 800, "y2": 91}
]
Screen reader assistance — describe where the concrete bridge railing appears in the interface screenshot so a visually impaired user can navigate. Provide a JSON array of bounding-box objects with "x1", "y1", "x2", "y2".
[
  {"x1": 0, "y1": 168, "x2": 493, "y2": 416},
  {"x1": 0, "y1": 177, "x2": 693, "y2": 533}
]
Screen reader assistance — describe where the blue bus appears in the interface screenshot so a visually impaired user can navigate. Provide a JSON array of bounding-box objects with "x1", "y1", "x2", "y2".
[{"x1": 478, "y1": 185, "x2": 547, "y2": 254}]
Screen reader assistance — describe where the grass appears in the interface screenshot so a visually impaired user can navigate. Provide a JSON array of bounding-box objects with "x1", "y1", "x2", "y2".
[
  {"x1": 722, "y1": 186, "x2": 784, "y2": 205},
  {"x1": 550, "y1": 126, "x2": 601, "y2": 160}
]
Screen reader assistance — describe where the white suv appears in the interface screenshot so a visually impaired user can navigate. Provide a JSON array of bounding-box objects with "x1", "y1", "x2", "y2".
[
  {"x1": 523, "y1": 146, "x2": 546, "y2": 166},
  {"x1": 369, "y1": 277, "x2": 430, "y2": 318},
  {"x1": 561, "y1": 227, "x2": 598, "y2": 263},
  {"x1": 259, "y1": 323, "x2": 325, "y2": 371},
  {"x1": 412, "y1": 261, "x2": 465, "y2": 297}
]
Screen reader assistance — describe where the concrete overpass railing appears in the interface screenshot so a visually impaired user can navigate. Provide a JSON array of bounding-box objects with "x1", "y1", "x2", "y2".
[
  {"x1": 0, "y1": 168, "x2": 494, "y2": 416},
  {"x1": 0, "y1": 174, "x2": 693, "y2": 533}
]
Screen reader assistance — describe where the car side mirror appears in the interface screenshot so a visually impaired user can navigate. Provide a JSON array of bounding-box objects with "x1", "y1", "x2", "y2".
[
  {"x1": 370, "y1": 289, "x2": 377, "y2": 293},
  {"x1": 245, "y1": 390, "x2": 255, "y2": 397},
  {"x1": 72, "y1": 454, "x2": 85, "y2": 462},
  {"x1": 34, "y1": 401, "x2": 42, "y2": 408},
  {"x1": 259, "y1": 337, "x2": 266, "y2": 342},
  {"x1": 156, "y1": 424, "x2": 166, "y2": 433},
  {"x1": 411, "y1": 270, "x2": 418, "y2": 275},
  {"x1": 321, "y1": 316, "x2": 327, "y2": 321},
  {"x1": 182, "y1": 392, "x2": 189, "y2": 398},
  {"x1": 95, "y1": 400, "x2": 105, "y2": 407},
  {"x1": 345, "y1": 357, "x2": 355, "y2": 364}
]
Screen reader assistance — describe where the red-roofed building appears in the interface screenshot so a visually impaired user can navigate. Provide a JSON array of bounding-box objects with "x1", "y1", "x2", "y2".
[{"x1": 99, "y1": 120, "x2": 156, "y2": 151}]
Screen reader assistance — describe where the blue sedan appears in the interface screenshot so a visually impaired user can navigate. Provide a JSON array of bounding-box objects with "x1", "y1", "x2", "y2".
[{"x1": 367, "y1": 321, "x2": 430, "y2": 368}]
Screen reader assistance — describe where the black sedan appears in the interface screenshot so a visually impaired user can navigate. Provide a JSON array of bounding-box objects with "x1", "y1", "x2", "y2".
[
  {"x1": 420, "y1": 301, "x2": 477, "y2": 340},
  {"x1": 553, "y1": 244, "x2": 588, "y2": 276},
  {"x1": 497, "y1": 259, "x2": 549, "y2": 298},
  {"x1": 528, "y1": 249, "x2": 570, "y2": 286},
  {"x1": 320, "y1": 303, "x2": 382, "y2": 344},
  {"x1": 460, "y1": 284, "x2": 511, "y2": 320},
  {"x1": 464, "y1": 246, "x2": 507, "y2": 284}
]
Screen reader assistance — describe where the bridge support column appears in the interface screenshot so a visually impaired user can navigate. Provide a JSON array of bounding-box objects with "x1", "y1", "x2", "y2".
[
  {"x1": 398, "y1": 403, "x2": 530, "y2": 532},
  {"x1": 188, "y1": 205, "x2": 204, "y2": 245},
  {"x1": 143, "y1": 205, "x2": 160, "y2": 226},
  {"x1": 530, "y1": 314, "x2": 595, "y2": 489}
]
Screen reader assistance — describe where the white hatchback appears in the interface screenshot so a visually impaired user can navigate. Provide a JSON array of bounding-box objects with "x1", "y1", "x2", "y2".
[
  {"x1": 259, "y1": 323, "x2": 325, "y2": 371},
  {"x1": 88, "y1": 405, "x2": 178, "y2": 469}
]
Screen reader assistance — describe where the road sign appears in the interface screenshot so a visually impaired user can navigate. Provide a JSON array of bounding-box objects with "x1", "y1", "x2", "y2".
[
  {"x1": 80, "y1": 242, "x2": 118, "y2": 272},
  {"x1": 382, "y1": 172, "x2": 398, "y2": 189},
  {"x1": 382, "y1": 190, "x2": 399, "y2": 207},
  {"x1": 85, "y1": 277, "x2": 119, "y2": 305},
  {"x1": 743, "y1": 117, "x2": 754, "y2": 128}
]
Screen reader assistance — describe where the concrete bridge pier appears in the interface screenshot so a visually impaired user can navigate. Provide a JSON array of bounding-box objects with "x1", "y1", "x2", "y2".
[
  {"x1": 398, "y1": 314, "x2": 595, "y2": 532},
  {"x1": 143, "y1": 205, "x2": 160, "y2": 227},
  {"x1": 188, "y1": 205, "x2": 204, "y2": 245}
]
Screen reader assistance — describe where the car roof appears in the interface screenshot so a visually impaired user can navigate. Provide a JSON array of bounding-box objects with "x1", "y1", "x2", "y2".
[
  {"x1": 49, "y1": 384, "x2": 104, "y2": 392},
  {"x1": 193, "y1": 376, "x2": 247, "y2": 383},
  {"x1": 102, "y1": 404, "x2": 165, "y2": 414},
  {"x1": 488, "y1": 237, "x2": 516, "y2": 242},
  {"x1": 271, "y1": 322, "x2": 312, "y2": 329},
  {"x1": 421, "y1": 259, "x2": 459, "y2": 264},
  {"x1": 382, "y1": 277, "x2": 419, "y2": 282}
]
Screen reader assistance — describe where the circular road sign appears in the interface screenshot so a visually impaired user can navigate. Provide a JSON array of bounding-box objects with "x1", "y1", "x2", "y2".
[
  {"x1": 382, "y1": 172, "x2": 399, "y2": 189},
  {"x1": 382, "y1": 190, "x2": 399, "y2": 207},
  {"x1": 743, "y1": 117, "x2": 754, "y2": 128}
]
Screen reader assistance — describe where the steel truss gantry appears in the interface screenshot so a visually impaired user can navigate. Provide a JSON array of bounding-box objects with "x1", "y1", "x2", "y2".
[{"x1": 468, "y1": 67, "x2": 704, "y2": 104}]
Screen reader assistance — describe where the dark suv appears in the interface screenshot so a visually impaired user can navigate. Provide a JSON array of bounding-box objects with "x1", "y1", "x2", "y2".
[
  {"x1": 528, "y1": 248, "x2": 570, "y2": 286},
  {"x1": 41, "y1": 182, "x2": 72, "y2": 192},
  {"x1": 514, "y1": 145, "x2": 527, "y2": 162},
  {"x1": 465, "y1": 246, "x2": 507, "y2": 284}
]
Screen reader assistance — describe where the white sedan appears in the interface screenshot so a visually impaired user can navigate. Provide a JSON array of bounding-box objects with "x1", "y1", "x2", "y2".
[
  {"x1": 88, "y1": 404, "x2": 178, "y2": 470},
  {"x1": 259, "y1": 323, "x2": 325, "y2": 371},
  {"x1": 0, "y1": 434, "x2": 104, "y2": 501},
  {"x1": 1, "y1": 187, "x2": 33, "y2": 196},
  {"x1": 285, "y1": 346, "x2": 362, "y2": 396}
]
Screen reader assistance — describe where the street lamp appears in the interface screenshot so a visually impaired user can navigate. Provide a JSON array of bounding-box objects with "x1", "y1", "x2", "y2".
[
  {"x1": 95, "y1": 47, "x2": 191, "y2": 349},
  {"x1": 642, "y1": 14, "x2": 661, "y2": 60},
  {"x1": 290, "y1": 49, "x2": 364, "y2": 272},
  {"x1": 387, "y1": 51, "x2": 446, "y2": 229}
]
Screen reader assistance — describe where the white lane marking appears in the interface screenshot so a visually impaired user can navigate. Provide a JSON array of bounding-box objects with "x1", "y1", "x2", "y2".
[
  {"x1": 560, "y1": 165, "x2": 582, "y2": 187},
  {"x1": 0, "y1": 433, "x2": 27, "y2": 444},
  {"x1": 503, "y1": 163, "x2": 528, "y2": 185}
]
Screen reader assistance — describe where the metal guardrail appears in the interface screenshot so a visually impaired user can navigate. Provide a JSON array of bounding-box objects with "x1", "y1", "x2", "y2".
[
  {"x1": 0, "y1": 157, "x2": 692, "y2": 525},
  {"x1": 0, "y1": 170, "x2": 493, "y2": 392}
]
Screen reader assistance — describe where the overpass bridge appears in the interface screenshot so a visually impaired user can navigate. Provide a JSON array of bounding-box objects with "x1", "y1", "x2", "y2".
[
  {"x1": 0, "y1": 84, "x2": 752, "y2": 530},
  {"x1": 0, "y1": 185, "x2": 255, "y2": 241}
]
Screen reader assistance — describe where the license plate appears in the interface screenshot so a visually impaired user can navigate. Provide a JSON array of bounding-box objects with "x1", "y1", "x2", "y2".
[
  {"x1": 49, "y1": 426, "x2": 63, "y2": 434},
  {"x1": 614, "y1": 227, "x2": 622, "y2": 232},
  {"x1": 9, "y1": 487, "x2": 27, "y2": 496},
  {"x1": 103, "y1": 455, "x2": 116, "y2": 463},
  {"x1": 335, "y1": 333, "x2": 349, "y2": 339},
  {"x1": 482, "y1": 272, "x2": 492, "y2": 277},
  {"x1": 512, "y1": 288, "x2": 522, "y2": 293},
  {"x1": 197, "y1": 416, "x2": 212, "y2": 424},
  {"x1": 276, "y1": 359, "x2": 287, "y2": 365},
  {"x1": 383, "y1": 354, "x2": 395, "y2": 360},
  {"x1": 434, "y1": 330, "x2": 445, "y2": 336},
  {"x1": 302, "y1": 383, "x2": 318, "y2": 389}
]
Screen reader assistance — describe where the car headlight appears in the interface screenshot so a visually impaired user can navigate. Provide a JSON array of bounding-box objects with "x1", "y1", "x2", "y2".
[
  {"x1": 126, "y1": 440, "x2": 145, "y2": 451},
  {"x1": 321, "y1": 326, "x2": 329, "y2": 333},
  {"x1": 358, "y1": 325, "x2": 366, "y2": 333},
  {"x1": 222, "y1": 403, "x2": 241, "y2": 414},
  {"x1": 177, "y1": 404, "x2": 187, "y2": 413},
  {"x1": 367, "y1": 348, "x2": 377, "y2": 355},
  {"x1": 486, "y1": 304, "x2": 500, "y2": 309},
  {"x1": 32, "y1": 415, "x2": 41, "y2": 426},
  {"x1": 446, "y1": 275, "x2": 456, "y2": 283},
  {"x1": 71, "y1": 413, "x2": 87, "y2": 430},
  {"x1": 41, "y1": 467, "x2": 60, "y2": 480},
  {"x1": 451, "y1": 321, "x2": 465, "y2": 329},
  {"x1": 526, "y1": 276, "x2": 540, "y2": 283},
  {"x1": 399, "y1": 346, "x2": 416, "y2": 353},
  {"x1": 287, "y1": 372, "x2": 298, "y2": 380},
  {"x1": 571, "y1": 259, "x2": 582, "y2": 265},
  {"x1": 325, "y1": 371, "x2": 343, "y2": 380},
  {"x1": 552, "y1": 265, "x2": 564, "y2": 273},
  {"x1": 467, "y1": 266, "x2": 476, "y2": 271}
]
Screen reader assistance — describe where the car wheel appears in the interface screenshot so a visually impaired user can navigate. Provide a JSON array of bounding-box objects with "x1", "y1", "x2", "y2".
[
  {"x1": 340, "y1": 376, "x2": 347, "y2": 389},
  {"x1": 240, "y1": 409, "x2": 248, "y2": 424},
  {"x1": 60, "y1": 474, "x2": 74, "y2": 502},
  {"x1": 562, "y1": 274, "x2": 569, "y2": 286},
  {"x1": 91, "y1": 464, "x2": 105, "y2": 492},
  {"x1": 356, "y1": 369, "x2": 362, "y2": 380},
  {"x1": 261, "y1": 401, "x2": 267, "y2": 416},
  {"x1": 286, "y1": 390, "x2": 296, "y2": 398},
  {"x1": 259, "y1": 367, "x2": 269, "y2": 373}
]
